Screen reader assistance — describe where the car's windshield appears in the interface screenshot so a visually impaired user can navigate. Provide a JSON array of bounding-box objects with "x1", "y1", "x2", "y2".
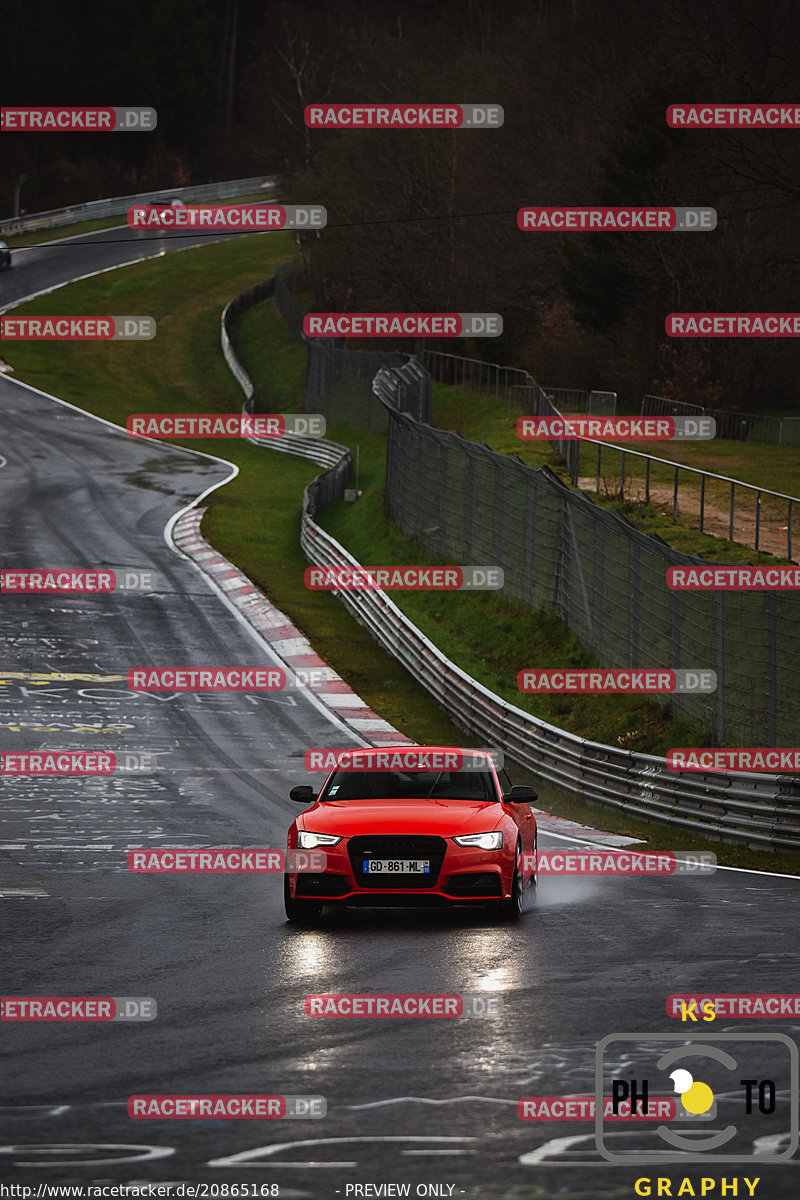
[{"x1": 320, "y1": 768, "x2": 497, "y2": 802}]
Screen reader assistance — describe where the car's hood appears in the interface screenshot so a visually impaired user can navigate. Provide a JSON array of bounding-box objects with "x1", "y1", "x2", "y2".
[{"x1": 297, "y1": 797, "x2": 502, "y2": 837}]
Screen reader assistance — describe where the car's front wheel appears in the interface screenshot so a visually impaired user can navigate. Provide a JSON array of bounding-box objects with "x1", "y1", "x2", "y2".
[
  {"x1": 497, "y1": 844, "x2": 524, "y2": 921},
  {"x1": 284, "y1": 876, "x2": 323, "y2": 926}
]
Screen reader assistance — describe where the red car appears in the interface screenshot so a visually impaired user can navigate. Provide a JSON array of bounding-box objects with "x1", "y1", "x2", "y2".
[{"x1": 284, "y1": 746, "x2": 538, "y2": 924}]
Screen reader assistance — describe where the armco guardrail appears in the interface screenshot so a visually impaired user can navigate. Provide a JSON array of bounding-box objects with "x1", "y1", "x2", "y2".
[
  {"x1": 0, "y1": 175, "x2": 278, "y2": 236},
  {"x1": 219, "y1": 280, "x2": 800, "y2": 848},
  {"x1": 221, "y1": 274, "x2": 349, "y2": 473}
]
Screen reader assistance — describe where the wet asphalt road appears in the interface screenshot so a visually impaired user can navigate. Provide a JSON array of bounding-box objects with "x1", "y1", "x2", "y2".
[{"x1": 1, "y1": 230, "x2": 800, "y2": 1199}]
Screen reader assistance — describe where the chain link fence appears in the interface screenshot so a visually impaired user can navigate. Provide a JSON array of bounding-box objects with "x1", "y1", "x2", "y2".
[
  {"x1": 377, "y1": 370, "x2": 800, "y2": 747},
  {"x1": 543, "y1": 388, "x2": 618, "y2": 415},
  {"x1": 642, "y1": 394, "x2": 800, "y2": 445},
  {"x1": 266, "y1": 268, "x2": 800, "y2": 744},
  {"x1": 272, "y1": 264, "x2": 430, "y2": 428}
]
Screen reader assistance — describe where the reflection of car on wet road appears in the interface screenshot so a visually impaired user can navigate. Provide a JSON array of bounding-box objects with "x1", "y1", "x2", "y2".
[{"x1": 284, "y1": 746, "x2": 538, "y2": 924}]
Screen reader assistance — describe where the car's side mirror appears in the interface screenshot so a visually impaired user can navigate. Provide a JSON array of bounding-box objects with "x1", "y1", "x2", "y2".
[
  {"x1": 289, "y1": 785, "x2": 318, "y2": 804},
  {"x1": 504, "y1": 785, "x2": 538, "y2": 804}
]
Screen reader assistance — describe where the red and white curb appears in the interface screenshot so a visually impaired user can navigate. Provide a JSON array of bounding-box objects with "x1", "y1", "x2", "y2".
[{"x1": 171, "y1": 506, "x2": 414, "y2": 748}]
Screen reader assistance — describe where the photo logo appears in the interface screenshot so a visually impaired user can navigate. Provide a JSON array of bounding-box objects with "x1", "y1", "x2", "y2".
[
  {"x1": 595, "y1": 1032, "x2": 799, "y2": 1163},
  {"x1": 1, "y1": 317, "x2": 155, "y2": 340},
  {"x1": 304, "y1": 104, "x2": 503, "y2": 128},
  {"x1": 518, "y1": 207, "x2": 716, "y2": 232},
  {"x1": 0, "y1": 107, "x2": 156, "y2": 131}
]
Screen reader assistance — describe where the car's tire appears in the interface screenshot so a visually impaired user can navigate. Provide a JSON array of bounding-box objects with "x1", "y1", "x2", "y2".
[
  {"x1": 498, "y1": 844, "x2": 524, "y2": 921},
  {"x1": 284, "y1": 875, "x2": 323, "y2": 926}
]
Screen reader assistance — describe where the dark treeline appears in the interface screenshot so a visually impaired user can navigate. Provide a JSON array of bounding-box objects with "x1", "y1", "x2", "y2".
[{"x1": 4, "y1": 0, "x2": 800, "y2": 408}]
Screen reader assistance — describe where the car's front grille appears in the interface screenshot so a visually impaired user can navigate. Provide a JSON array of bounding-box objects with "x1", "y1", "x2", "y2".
[{"x1": 347, "y1": 835, "x2": 447, "y2": 889}]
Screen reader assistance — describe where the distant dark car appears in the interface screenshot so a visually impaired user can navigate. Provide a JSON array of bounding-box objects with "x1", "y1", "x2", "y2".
[
  {"x1": 135, "y1": 198, "x2": 186, "y2": 220},
  {"x1": 0, "y1": 241, "x2": 11, "y2": 269}
]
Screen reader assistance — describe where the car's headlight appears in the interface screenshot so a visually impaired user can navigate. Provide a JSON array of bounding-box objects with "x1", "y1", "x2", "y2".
[
  {"x1": 453, "y1": 831, "x2": 503, "y2": 850},
  {"x1": 298, "y1": 830, "x2": 342, "y2": 849}
]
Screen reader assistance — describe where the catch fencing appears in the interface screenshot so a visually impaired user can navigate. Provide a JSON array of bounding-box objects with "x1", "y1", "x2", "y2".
[
  {"x1": 543, "y1": 388, "x2": 617, "y2": 416},
  {"x1": 219, "y1": 268, "x2": 800, "y2": 847},
  {"x1": 642, "y1": 394, "x2": 800, "y2": 446},
  {"x1": 300, "y1": 490, "x2": 800, "y2": 850},
  {"x1": 272, "y1": 264, "x2": 430, "y2": 428},
  {"x1": 0, "y1": 175, "x2": 278, "y2": 236},
  {"x1": 376, "y1": 367, "x2": 800, "y2": 749}
]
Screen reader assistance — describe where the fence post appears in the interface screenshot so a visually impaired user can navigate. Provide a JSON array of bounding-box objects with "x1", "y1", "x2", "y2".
[{"x1": 673, "y1": 466, "x2": 679, "y2": 523}]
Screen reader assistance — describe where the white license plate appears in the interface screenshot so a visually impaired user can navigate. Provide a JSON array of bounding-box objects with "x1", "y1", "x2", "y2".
[{"x1": 363, "y1": 859, "x2": 430, "y2": 874}]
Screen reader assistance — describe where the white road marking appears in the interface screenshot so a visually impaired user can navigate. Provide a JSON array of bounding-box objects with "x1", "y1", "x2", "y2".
[{"x1": 539, "y1": 828, "x2": 800, "y2": 880}]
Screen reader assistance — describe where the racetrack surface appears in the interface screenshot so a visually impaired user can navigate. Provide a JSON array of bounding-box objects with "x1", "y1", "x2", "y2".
[{"x1": 1, "y1": 233, "x2": 799, "y2": 1198}]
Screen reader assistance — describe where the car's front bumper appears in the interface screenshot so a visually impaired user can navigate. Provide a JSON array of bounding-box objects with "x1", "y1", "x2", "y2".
[{"x1": 288, "y1": 833, "x2": 512, "y2": 904}]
